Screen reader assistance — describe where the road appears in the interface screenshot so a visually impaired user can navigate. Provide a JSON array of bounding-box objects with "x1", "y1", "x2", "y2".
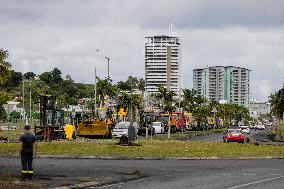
[
  {"x1": 1, "y1": 157, "x2": 284, "y2": 189},
  {"x1": 188, "y1": 126, "x2": 284, "y2": 145}
]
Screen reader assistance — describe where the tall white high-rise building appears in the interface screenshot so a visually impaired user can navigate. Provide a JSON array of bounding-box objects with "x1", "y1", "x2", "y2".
[
  {"x1": 193, "y1": 66, "x2": 250, "y2": 107},
  {"x1": 145, "y1": 35, "x2": 181, "y2": 95}
]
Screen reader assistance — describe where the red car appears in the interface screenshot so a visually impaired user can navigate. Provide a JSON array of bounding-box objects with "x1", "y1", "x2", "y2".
[{"x1": 223, "y1": 129, "x2": 244, "y2": 143}]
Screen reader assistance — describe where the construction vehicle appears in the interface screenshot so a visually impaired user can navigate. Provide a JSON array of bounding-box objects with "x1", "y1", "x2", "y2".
[
  {"x1": 77, "y1": 107, "x2": 114, "y2": 138},
  {"x1": 160, "y1": 112, "x2": 186, "y2": 133},
  {"x1": 77, "y1": 119, "x2": 112, "y2": 138},
  {"x1": 35, "y1": 95, "x2": 65, "y2": 141},
  {"x1": 184, "y1": 111, "x2": 193, "y2": 130}
]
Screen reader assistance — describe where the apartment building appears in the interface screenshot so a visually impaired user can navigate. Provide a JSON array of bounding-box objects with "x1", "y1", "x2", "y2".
[
  {"x1": 193, "y1": 66, "x2": 250, "y2": 107},
  {"x1": 145, "y1": 35, "x2": 181, "y2": 95}
]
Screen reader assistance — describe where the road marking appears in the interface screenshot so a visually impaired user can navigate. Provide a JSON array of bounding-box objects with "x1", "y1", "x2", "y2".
[
  {"x1": 227, "y1": 175, "x2": 284, "y2": 189},
  {"x1": 93, "y1": 177, "x2": 147, "y2": 189},
  {"x1": 243, "y1": 174, "x2": 256, "y2": 176},
  {"x1": 268, "y1": 174, "x2": 281, "y2": 176}
]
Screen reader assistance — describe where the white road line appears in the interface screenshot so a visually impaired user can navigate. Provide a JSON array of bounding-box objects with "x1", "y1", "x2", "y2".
[
  {"x1": 243, "y1": 174, "x2": 256, "y2": 176},
  {"x1": 94, "y1": 177, "x2": 147, "y2": 189},
  {"x1": 268, "y1": 174, "x2": 281, "y2": 176},
  {"x1": 227, "y1": 175, "x2": 284, "y2": 189}
]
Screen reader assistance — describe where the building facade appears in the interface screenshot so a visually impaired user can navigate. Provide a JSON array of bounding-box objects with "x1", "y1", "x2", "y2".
[
  {"x1": 249, "y1": 102, "x2": 271, "y2": 118},
  {"x1": 193, "y1": 66, "x2": 250, "y2": 107},
  {"x1": 145, "y1": 35, "x2": 181, "y2": 95}
]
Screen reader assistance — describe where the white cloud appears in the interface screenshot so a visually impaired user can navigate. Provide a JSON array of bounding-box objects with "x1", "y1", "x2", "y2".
[
  {"x1": 259, "y1": 80, "x2": 271, "y2": 99},
  {"x1": 0, "y1": 0, "x2": 284, "y2": 102}
]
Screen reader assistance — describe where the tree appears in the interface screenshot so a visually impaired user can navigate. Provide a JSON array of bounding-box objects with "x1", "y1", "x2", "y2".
[
  {"x1": 117, "y1": 76, "x2": 145, "y2": 91},
  {"x1": 116, "y1": 92, "x2": 142, "y2": 119},
  {"x1": 0, "y1": 49, "x2": 10, "y2": 85},
  {"x1": 138, "y1": 78, "x2": 145, "y2": 91},
  {"x1": 50, "y1": 68, "x2": 63, "y2": 85},
  {"x1": 96, "y1": 77, "x2": 117, "y2": 106},
  {"x1": 4, "y1": 70, "x2": 23, "y2": 90},
  {"x1": 156, "y1": 86, "x2": 176, "y2": 112},
  {"x1": 181, "y1": 89, "x2": 198, "y2": 112},
  {"x1": 9, "y1": 110, "x2": 21, "y2": 120},
  {"x1": 23, "y1": 72, "x2": 36, "y2": 80},
  {"x1": 39, "y1": 72, "x2": 53, "y2": 85},
  {"x1": 270, "y1": 87, "x2": 284, "y2": 120},
  {"x1": 0, "y1": 92, "x2": 8, "y2": 120},
  {"x1": 117, "y1": 81, "x2": 131, "y2": 91}
]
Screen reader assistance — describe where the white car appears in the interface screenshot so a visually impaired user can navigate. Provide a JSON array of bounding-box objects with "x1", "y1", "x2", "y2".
[
  {"x1": 255, "y1": 125, "x2": 265, "y2": 131},
  {"x1": 152, "y1": 122, "x2": 165, "y2": 134},
  {"x1": 112, "y1": 122, "x2": 138, "y2": 138},
  {"x1": 240, "y1": 126, "x2": 250, "y2": 134}
]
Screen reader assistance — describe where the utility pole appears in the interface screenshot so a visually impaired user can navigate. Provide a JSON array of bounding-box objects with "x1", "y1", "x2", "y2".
[
  {"x1": 29, "y1": 87, "x2": 32, "y2": 124},
  {"x1": 22, "y1": 80, "x2": 25, "y2": 124},
  {"x1": 94, "y1": 67, "x2": 97, "y2": 118}
]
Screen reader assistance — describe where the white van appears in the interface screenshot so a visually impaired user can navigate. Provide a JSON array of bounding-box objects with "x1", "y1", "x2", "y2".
[
  {"x1": 112, "y1": 122, "x2": 138, "y2": 138},
  {"x1": 152, "y1": 122, "x2": 165, "y2": 134}
]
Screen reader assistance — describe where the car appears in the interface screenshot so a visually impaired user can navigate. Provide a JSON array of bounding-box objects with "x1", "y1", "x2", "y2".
[
  {"x1": 223, "y1": 129, "x2": 244, "y2": 143},
  {"x1": 240, "y1": 126, "x2": 250, "y2": 134},
  {"x1": 112, "y1": 122, "x2": 138, "y2": 138},
  {"x1": 249, "y1": 125, "x2": 256, "y2": 130},
  {"x1": 255, "y1": 125, "x2": 265, "y2": 131},
  {"x1": 152, "y1": 122, "x2": 165, "y2": 134}
]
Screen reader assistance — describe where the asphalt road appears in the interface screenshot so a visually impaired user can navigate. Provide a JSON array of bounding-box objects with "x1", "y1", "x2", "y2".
[
  {"x1": 1, "y1": 157, "x2": 284, "y2": 189},
  {"x1": 189, "y1": 126, "x2": 284, "y2": 145}
]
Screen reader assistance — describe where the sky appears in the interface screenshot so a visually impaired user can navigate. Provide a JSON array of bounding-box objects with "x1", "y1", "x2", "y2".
[{"x1": 0, "y1": 0, "x2": 284, "y2": 101}]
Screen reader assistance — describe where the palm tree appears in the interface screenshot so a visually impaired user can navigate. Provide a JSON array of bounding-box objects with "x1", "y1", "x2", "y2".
[
  {"x1": 181, "y1": 89, "x2": 198, "y2": 112},
  {"x1": 0, "y1": 49, "x2": 10, "y2": 85},
  {"x1": 156, "y1": 86, "x2": 176, "y2": 113},
  {"x1": 96, "y1": 77, "x2": 117, "y2": 107}
]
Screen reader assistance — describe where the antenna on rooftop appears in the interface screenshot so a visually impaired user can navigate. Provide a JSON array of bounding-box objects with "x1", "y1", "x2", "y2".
[{"x1": 169, "y1": 23, "x2": 173, "y2": 36}]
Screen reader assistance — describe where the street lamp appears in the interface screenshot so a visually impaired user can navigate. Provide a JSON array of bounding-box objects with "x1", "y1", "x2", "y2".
[
  {"x1": 211, "y1": 107, "x2": 218, "y2": 129},
  {"x1": 22, "y1": 79, "x2": 25, "y2": 123},
  {"x1": 96, "y1": 49, "x2": 110, "y2": 78},
  {"x1": 28, "y1": 83, "x2": 32, "y2": 124},
  {"x1": 105, "y1": 56, "x2": 110, "y2": 78}
]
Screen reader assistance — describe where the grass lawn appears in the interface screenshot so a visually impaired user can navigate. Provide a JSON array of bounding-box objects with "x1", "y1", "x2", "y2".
[
  {"x1": 1, "y1": 139, "x2": 284, "y2": 159},
  {"x1": 153, "y1": 129, "x2": 226, "y2": 140}
]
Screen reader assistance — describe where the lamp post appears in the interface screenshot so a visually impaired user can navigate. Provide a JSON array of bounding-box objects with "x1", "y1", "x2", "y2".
[
  {"x1": 96, "y1": 49, "x2": 110, "y2": 78},
  {"x1": 94, "y1": 67, "x2": 97, "y2": 118},
  {"x1": 105, "y1": 57, "x2": 110, "y2": 78},
  {"x1": 212, "y1": 107, "x2": 218, "y2": 129},
  {"x1": 29, "y1": 84, "x2": 32, "y2": 124},
  {"x1": 22, "y1": 80, "x2": 25, "y2": 123}
]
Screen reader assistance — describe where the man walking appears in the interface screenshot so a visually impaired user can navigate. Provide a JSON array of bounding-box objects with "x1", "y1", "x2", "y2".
[{"x1": 19, "y1": 125, "x2": 38, "y2": 180}]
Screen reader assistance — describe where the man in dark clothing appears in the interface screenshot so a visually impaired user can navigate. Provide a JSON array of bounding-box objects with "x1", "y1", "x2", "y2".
[{"x1": 19, "y1": 125, "x2": 38, "y2": 180}]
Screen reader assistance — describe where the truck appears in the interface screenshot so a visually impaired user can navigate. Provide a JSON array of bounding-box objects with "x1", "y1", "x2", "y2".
[{"x1": 159, "y1": 112, "x2": 186, "y2": 133}]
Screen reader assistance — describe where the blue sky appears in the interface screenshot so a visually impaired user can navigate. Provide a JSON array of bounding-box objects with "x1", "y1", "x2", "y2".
[{"x1": 0, "y1": 0, "x2": 284, "y2": 101}]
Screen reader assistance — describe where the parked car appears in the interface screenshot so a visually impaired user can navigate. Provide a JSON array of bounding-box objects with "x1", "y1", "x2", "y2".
[
  {"x1": 152, "y1": 122, "x2": 165, "y2": 134},
  {"x1": 112, "y1": 122, "x2": 138, "y2": 138},
  {"x1": 240, "y1": 126, "x2": 250, "y2": 134},
  {"x1": 255, "y1": 125, "x2": 265, "y2": 131},
  {"x1": 249, "y1": 124, "x2": 256, "y2": 130},
  {"x1": 223, "y1": 129, "x2": 244, "y2": 143}
]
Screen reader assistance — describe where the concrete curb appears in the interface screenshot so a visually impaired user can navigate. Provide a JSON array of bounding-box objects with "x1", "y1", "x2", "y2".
[{"x1": 1, "y1": 154, "x2": 284, "y2": 160}]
